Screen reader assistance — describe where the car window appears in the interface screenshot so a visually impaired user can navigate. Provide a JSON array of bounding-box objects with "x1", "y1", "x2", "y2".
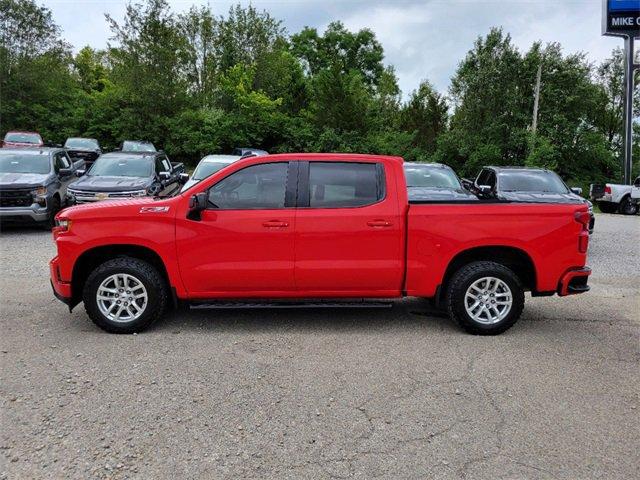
[
  {"x1": 4, "y1": 132, "x2": 41, "y2": 144},
  {"x1": 499, "y1": 171, "x2": 569, "y2": 193},
  {"x1": 89, "y1": 156, "x2": 153, "y2": 177},
  {"x1": 476, "y1": 169, "x2": 490, "y2": 186},
  {"x1": 162, "y1": 158, "x2": 171, "y2": 172},
  {"x1": 54, "y1": 152, "x2": 71, "y2": 171},
  {"x1": 207, "y1": 162, "x2": 288, "y2": 209},
  {"x1": 155, "y1": 157, "x2": 169, "y2": 173},
  {"x1": 308, "y1": 162, "x2": 382, "y2": 208},
  {"x1": 0, "y1": 153, "x2": 50, "y2": 174},
  {"x1": 404, "y1": 165, "x2": 461, "y2": 189}
]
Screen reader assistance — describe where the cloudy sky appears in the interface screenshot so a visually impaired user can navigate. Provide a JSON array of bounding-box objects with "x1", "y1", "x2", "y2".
[{"x1": 42, "y1": 0, "x2": 623, "y2": 95}]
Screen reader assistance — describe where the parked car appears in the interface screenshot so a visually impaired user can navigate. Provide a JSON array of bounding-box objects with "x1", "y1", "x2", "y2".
[
  {"x1": 50, "y1": 154, "x2": 591, "y2": 336},
  {"x1": 181, "y1": 154, "x2": 241, "y2": 192},
  {"x1": 630, "y1": 176, "x2": 640, "y2": 205},
  {"x1": 66, "y1": 151, "x2": 185, "y2": 204},
  {"x1": 64, "y1": 137, "x2": 102, "y2": 169},
  {"x1": 118, "y1": 140, "x2": 157, "y2": 153},
  {"x1": 590, "y1": 180, "x2": 639, "y2": 215},
  {"x1": 0, "y1": 148, "x2": 84, "y2": 228},
  {"x1": 2, "y1": 131, "x2": 44, "y2": 148},
  {"x1": 472, "y1": 166, "x2": 595, "y2": 233},
  {"x1": 404, "y1": 162, "x2": 478, "y2": 202},
  {"x1": 231, "y1": 147, "x2": 268, "y2": 157}
]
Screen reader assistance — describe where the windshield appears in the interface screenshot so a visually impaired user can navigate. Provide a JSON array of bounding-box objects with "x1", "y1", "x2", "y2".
[
  {"x1": 193, "y1": 162, "x2": 231, "y2": 181},
  {"x1": 88, "y1": 156, "x2": 153, "y2": 177},
  {"x1": 4, "y1": 132, "x2": 41, "y2": 144},
  {"x1": 0, "y1": 153, "x2": 50, "y2": 174},
  {"x1": 499, "y1": 171, "x2": 569, "y2": 193},
  {"x1": 404, "y1": 165, "x2": 461, "y2": 189},
  {"x1": 122, "y1": 141, "x2": 156, "y2": 152},
  {"x1": 65, "y1": 138, "x2": 98, "y2": 149}
]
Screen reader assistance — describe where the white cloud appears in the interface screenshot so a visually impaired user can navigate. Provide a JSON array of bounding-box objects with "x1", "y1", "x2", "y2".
[{"x1": 43, "y1": 0, "x2": 624, "y2": 97}]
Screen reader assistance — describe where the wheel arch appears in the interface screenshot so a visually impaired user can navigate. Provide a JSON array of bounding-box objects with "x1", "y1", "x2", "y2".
[
  {"x1": 438, "y1": 246, "x2": 537, "y2": 303},
  {"x1": 71, "y1": 244, "x2": 172, "y2": 308}
]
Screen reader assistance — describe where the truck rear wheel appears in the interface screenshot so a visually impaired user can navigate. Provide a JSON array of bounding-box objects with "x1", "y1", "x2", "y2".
[
  {"x1": 446, "y1": 261, "x2": 525, "y2": 335},
  {"x1": 618, "y1": 197, "x2": 638, "y2": 215},
  {"x1": 83, "y1": 257, "x2": 168, "y2": 333}
]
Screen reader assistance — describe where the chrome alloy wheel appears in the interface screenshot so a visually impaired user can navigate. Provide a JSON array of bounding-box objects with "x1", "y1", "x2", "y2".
[
  {"x1": 464, "y1": 277, "x2": 513, "y2": 325},
  {"x1": 96, "y1": 273, "x2": 148, "y2": 323}
]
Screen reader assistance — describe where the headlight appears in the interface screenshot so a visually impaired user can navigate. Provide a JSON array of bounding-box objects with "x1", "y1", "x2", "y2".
[
  {"x1": 32, "y1": 186, "x2": 47, "y2": 206},
  {"x1": 32, "y1": 186, "x2": 47, "y2": 196},
  {"x1": 55, "y1": 218, "x2": 72, "y2": 232}
]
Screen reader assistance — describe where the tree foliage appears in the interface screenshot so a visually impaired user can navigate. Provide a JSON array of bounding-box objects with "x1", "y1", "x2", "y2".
[{"x1": 0, "y1": 1, "x2": 637, "y2": 185}]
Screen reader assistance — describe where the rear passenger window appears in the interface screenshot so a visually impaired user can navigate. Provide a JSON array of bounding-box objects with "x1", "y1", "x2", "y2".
[{"x1": 308, "y1": 162, "x2": 383, "y2": 208}]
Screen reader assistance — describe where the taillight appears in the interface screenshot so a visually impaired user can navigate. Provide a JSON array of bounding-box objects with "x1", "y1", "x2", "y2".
[
  {"x1": 574, "y1": 210, "x2": 590, "y2": 253},
  {"x1": 604, "y1": 185, "x2": 611, "y2": 194},
  {"x1": 574, "y1": 211, "x2": 590, "y2": 229}
]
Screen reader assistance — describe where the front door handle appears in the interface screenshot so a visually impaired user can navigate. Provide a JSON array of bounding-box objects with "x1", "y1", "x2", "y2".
[
  {"x1": 262, "y1": 220, "x2": 289, "y2": 228},
  {"x1": 367, "y1": 220, "x2": 393, "y2": 228}
]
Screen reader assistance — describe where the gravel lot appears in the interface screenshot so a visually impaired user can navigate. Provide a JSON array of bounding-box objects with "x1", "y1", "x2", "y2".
[{"x1": 1, "y1": 214, "x2": 639, "y2": 479}]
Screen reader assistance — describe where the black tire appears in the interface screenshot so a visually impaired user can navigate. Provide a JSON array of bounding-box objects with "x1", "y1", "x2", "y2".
[
  {"x1": 41, "y1": 196, "x2": 61, "y2": 230},
  {"x1": 445, "y1": 261, "x2": 525, "y2": 336},
  {"x1": 83, "y1": 257, "x2": 168, "y2": 333},
  {"x1": 598, "y1": 202, "x2": 617, "y2": 214},
  {"x1": 618, "y1": 197, "x2": 638, "y2": 216}
]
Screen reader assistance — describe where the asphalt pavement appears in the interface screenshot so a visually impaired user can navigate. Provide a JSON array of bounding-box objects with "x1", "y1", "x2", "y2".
[{"x1": 0, "y1": 213, "x2": 638, "y2": 479}]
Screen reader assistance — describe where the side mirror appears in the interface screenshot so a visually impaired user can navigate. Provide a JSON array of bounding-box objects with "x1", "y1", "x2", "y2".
[
  {"x1": 178, "y1": 172, "x2": 189, "y2": 185},
  {"x1": 187, "y1": 192, "x2": 208, "y2": 221},
  {"x1": 58, "y1": 168, "x2": 73, "y2": 177},
  {"x1": 159, "y1": 171, "x2": 171, "y2": 181},
  {"x1": 570, "y1": 187, "x2": 583, "y2": 196},
  {"x1": 75, "y1": 169, "x2": 86, "y2": 177}
]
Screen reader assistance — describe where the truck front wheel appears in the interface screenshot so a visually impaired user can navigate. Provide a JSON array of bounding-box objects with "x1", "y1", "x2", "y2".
[
  {"x1": 446, "y1": 261, "x2": 525, "y2": 335},
  {"x1": 83, "y1": 257, "x2": 168, "y2": 333}
]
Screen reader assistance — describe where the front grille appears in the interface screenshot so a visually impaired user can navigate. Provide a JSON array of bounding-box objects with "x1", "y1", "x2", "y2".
[
  {"x1": 0, "y1": 189, "x2": 33, "y2": 208},
  {"x1": 68, "y1": 189, "x2": 146, "y2": 203}
]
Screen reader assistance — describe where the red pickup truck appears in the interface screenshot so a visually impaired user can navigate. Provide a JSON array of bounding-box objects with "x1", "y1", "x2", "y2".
[{"x1": 50, "y1": 154, "x2": 592, "y2": 335}]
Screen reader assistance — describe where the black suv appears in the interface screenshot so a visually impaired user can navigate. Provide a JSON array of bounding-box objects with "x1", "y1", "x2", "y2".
[
  {"x1": 64, "y1": 137, "x2": 102, "y2": 169},
  {"x1": 471, "y1": 166, "x2": 595, "y2": 233},
  {"x1": 67, "y1": 151, "x2": 186, "y2": 204}
]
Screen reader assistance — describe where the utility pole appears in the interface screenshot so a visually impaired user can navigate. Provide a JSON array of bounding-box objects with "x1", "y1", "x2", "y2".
[
  {"x1": 531, "y1": 63, "x2": 542, "y2": 136},
  {"x1": 621, "y1": 36, "x2": 638, "y2": 185}
]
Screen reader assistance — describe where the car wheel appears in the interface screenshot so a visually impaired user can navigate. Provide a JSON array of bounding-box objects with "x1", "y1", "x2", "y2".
[
  {"x1": 597, "y1": 202, "x2": 617, "y2": 214},
  {"x1": 83, "y1": 257, "x2": 168, "y2": 333},
  {"x1": 42, "y1": 196, "x2": 61, "y2": 230},
  {"x1": 446, "y1": 261, "x2": 525, "y2": 335},
  {"x1": 618, "y1": 197, "x2": 638, "y2": 215}
]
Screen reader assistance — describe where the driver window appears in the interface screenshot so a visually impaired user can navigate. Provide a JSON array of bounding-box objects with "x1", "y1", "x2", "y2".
[
  {"x1": 155, "y1": 156, "x2": 169, "y2": 173},
  {"x1": 207, "y1": 163, "x2": 288, "y2": 210},
  {"x1": 54, "y1": 152, "x2": 71, "y2": 171}
]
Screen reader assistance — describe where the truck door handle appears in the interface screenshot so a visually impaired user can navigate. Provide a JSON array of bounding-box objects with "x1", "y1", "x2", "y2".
[
  {"x1": 262, "y1": 220, "x2": 289, "y2": 228},
  {"x1": 367, "y1": 220, "x2": 393, "y2": 228}
]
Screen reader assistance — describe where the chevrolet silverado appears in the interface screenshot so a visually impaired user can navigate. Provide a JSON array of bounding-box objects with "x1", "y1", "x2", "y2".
[{"x1": 50, "y1": 154, "x2": 592, "y2": 335}]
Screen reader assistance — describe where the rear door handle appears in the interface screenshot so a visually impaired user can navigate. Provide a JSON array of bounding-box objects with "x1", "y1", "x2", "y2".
[
  {"x1": 367, "y1": 220, "x2": 393, "y2": 228},
  {"x1": 262, "y1": 220, "x2": 289, "y2": 228}
]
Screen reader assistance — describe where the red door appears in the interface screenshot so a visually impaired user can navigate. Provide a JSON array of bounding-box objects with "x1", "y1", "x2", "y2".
[
  {"x1": 176, "y1": 162, "x2": 296, "y2": 297},
  {"x1": 294, "y1": 161, "x2": 404, "y2": 296}
]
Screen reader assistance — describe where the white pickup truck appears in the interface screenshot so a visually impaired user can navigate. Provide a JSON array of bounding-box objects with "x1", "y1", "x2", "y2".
[{"x1": 590, "y1": 177, "x2": 640, "y2": 215}]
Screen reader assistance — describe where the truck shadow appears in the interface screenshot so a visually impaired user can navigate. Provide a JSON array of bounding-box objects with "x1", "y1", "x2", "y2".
[{"x1": 147, "y1": 298, "x2": 458, "y2": 335}]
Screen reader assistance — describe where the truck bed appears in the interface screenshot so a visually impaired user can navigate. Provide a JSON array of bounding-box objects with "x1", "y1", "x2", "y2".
[{"x1": 405, "y1": 202, "x2": 588, "y2": 297}]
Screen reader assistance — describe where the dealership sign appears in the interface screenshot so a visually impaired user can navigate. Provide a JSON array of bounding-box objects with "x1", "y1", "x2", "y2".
[{"x1": 603, "y1": 0, "x2": 640, "y2": 36}]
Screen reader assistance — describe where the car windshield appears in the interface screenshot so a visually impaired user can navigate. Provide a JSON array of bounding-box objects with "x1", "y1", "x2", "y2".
[
  {"x1": 193, "y1": 162, "x2": 232, "y2": 181},
  {"x1": 499, "y1": 171, "x2": 569, "y2": 193},
  {"x1": 404, "y1": 165, "x2": 461, "y2": 189},
  {"x1": 122, "y1": 141, "x2": 156, "y2": 152},
  {"x1": 4, "y1": 132, "x2": 41, "y2": 144},
  {"x1": 88, "y1": 156, "x2": 152, "y2": 177},
  {"x1": 0, "y1": 153, "x2": 50, "y2": 174},
  {"x1": 65, "y1": 138, "x2": 98, "y2": 149}
]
